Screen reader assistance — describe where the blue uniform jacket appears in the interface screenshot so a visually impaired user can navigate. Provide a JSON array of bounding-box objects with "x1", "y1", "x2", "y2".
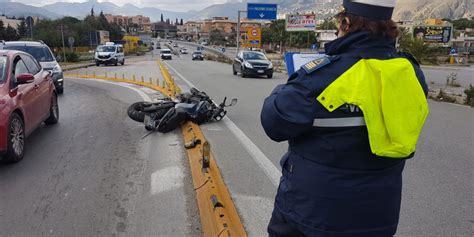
[{"x1": 261, "y1": 32, "x2": 428, "y2": 236}]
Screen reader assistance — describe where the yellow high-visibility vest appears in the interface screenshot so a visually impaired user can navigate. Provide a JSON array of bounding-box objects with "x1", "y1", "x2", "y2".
[{"x1": 317, "y1": 58, "x2": 429, "y2": 158}]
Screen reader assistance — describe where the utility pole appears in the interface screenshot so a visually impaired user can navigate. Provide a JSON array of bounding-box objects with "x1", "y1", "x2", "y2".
[
  {"x1": 236, "y1": 10, "x2": 247, "y2": 55},
  {"x1": 60, "y1": 24, "x2": 67, "y2": 63}
]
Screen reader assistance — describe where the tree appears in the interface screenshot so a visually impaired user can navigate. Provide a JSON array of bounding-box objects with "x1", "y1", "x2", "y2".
[
  {"x1": 262, "y1": 19, "x2": 289, "y2": 53},
  {"x1": 5, "y1": 24, "x2": 19, "y2": 41},
  {"x1": 17, "y1": 20, "x2": 27, "y2": 38},
  {"x1": 317, "y1": 19, "x2": 337, "y2": 30},
  {"x1": 210, "y1": 29, "x2": 226, "y2": 45},
  {"x1": 399, "y1": 29, "x2": 434, "y2": 64},
  {"x1": 160, "y1": 14, "x2": 164, "y2": 22},
  {"x1": 180, "y1": 19, "x2": 183, "y2": 25},
  {"x1": 0, "y1": 20, "x2": 5, "y2": 40},
  {"x1": 90, "y1": 7, "x2": 95, "y2": 17}
]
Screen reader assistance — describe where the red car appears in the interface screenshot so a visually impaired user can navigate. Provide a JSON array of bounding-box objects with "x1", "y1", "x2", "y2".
[{"x1": 0, "y1": 50, "x2": 59, "y2": 163}]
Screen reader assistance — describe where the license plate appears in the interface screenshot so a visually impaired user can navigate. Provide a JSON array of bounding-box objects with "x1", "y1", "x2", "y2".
[
  {"x1": 258, "y1": 70, "x2": 264, "y2": 73},
  {"x1": 144, "y1": 115, "x2": 153, "y2": 127}
]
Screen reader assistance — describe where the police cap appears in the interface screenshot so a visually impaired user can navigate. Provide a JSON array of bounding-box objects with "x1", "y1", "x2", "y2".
[{"x1": 343, "y1": 0, "x2": 396, "y2": 20}]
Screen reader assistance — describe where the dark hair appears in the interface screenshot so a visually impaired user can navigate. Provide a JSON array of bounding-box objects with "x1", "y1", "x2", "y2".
[{"x1": 336, "y1": 12, "x2": 399, "y2": 39}]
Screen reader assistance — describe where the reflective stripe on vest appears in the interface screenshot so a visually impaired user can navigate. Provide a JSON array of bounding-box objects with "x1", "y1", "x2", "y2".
[{"x1": 313, "y1": 117, "x2": 366, "y2": 127}]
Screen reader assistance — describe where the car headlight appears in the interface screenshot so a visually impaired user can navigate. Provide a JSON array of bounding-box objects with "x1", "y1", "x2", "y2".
[
  {"x1": 52, "y1": 64, "x2": 62, "y2": 74},
  {"x1": 244, "y1": 62, "x2": 253, "y2": 68},
  {"x1": 268, "y1": 62, "x2": 273, "y2": 69}
]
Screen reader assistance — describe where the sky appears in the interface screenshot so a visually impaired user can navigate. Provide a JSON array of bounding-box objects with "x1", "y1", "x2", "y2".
[{"x1": 7, "y1": 0, "x2": 234, "y2": 12}]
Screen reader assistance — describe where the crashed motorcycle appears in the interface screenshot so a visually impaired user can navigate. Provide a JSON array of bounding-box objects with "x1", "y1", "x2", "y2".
[{"x1": 127, "y1": 88, "x2": 237, "y2": 133}]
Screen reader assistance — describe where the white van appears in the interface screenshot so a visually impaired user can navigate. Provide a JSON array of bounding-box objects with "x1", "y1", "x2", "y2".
[{"x1": 95, "y1": 42, "x2": 125, "y2": 66}]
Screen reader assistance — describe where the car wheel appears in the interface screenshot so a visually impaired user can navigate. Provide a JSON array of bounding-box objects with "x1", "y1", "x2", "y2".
[
  {"x1": 233, "y1": 66, "x2": 237, "y2": 75},
  {"x1": 121, "y1": 59, "x2": 125, "y2": 65},
  {"x1": 45, "y1": 93, "x2": 59, "y2": 125},
  {"x1": 114, "y1": 59, "x2": 118, "y2": 66},
  {"x1": 3, "y1": 113, "x2": 25, "y2": 163},
  {"x1": 96, "y1": 62, "x2": 100, "y2": 67},
  {"x1": 267, "y1": 74, "x2": 273, "y2": 79},
  {"x1": 241, "y1": 68, "x2": 246, "y2": 78},
  {"x1": 56, "y1": 85, "x2": 64, "y2": 94}
]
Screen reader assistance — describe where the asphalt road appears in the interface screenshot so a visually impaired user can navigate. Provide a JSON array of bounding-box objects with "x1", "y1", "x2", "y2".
[
  {"x1": 15, "y1": 47, "x2": 472, "y2": 236},
  {"x1": 0, "y1": 77, "x2": 200, "y2": 236}
]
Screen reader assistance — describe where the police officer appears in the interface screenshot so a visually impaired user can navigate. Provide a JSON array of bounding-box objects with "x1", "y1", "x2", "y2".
[{"x1": 261, "y1": 0, "x2": 429, "y2": 236}]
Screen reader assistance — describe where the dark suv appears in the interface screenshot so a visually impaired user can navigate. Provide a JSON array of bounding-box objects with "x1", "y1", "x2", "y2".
[
  {"x1": 0, "y1": 41, "x2": 64, "y2": 93},
  {"x1": 233, "y1": 51, "x2": 273, "y2": 78}
]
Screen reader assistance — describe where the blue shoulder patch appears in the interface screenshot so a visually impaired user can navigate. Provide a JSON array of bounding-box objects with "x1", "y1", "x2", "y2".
[{"x1": 301, "y1": 57, "x2": 332, "y2": 74}]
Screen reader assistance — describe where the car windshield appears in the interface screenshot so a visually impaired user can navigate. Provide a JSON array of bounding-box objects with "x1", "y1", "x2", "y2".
[
  {"x1": 0, "y1": 56, "x2": 6, "y2": 83},
  {"x1": 194, "y1": 52, "x2": 202, "y2": 55},
  {"x1": 97, "y1": 46, "x2": 116, "y2": 52},
  {"x1": 243, "y1": 52, "x2": 267, "y2": 60},
  {"x1": 161, "y1": 50, "x2": 171, "y2": 53},
  {"x1": 4, "y1": 45, "x2": 54, "y2": 62}
]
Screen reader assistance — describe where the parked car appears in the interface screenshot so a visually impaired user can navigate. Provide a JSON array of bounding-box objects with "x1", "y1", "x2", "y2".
[
  {"x1": 180, "y1": 48, "x2": 188, "y2": 54},
  {"x1": 0, "y1": 40, "x2": 64, "y2": 94},
  {"x1": 160, "y1": 49, "x2": 172, "y2": 60},
  {"x1": 0, "y1": 50, "x2": 59, "y2": 163},
  {"x1": 192, "y1": 51, "x2": 204, "y2": 61},
  {"x1": 233, "y1": 51, "x2": 273, "y2": 78},
  {"x1": 94, "y1": 42, "x2": 125, "y2": 66}
]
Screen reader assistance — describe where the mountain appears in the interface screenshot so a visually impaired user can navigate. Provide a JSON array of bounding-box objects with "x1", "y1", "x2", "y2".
[
  {"x1": 0, "y1": 1, "x2": 60, "y2": 19},
  {"x1": 1, "y1": 0, "x2": 471, "y2": 22},
  {"x1": 189, "y1": 0, "x2": 472, "y2": 21},
  {"x1": 41, "y1": 0, "x2": 192, "y2": 22},
  {"x1": 393, "y1": 0, "x2": 473, "y2": 21}
]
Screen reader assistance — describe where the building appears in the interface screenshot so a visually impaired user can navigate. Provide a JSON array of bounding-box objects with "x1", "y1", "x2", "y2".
[
  {"x1": 104, "y1": 14, "x2": 151, "y2": 32},
  {"x1": 452, "y1": 28, "x2": 474, "y2": 55},
  {"x1": 151, "y1": 21, "x2": 177, "y2": 39},
  {"x1": 0, "y1": 16, "x2": 22, "y2": 30}
]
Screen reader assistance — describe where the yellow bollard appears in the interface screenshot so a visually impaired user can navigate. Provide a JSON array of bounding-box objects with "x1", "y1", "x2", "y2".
[{"x1": 450, "y1": 56, "x2": 455, "y2": 64}]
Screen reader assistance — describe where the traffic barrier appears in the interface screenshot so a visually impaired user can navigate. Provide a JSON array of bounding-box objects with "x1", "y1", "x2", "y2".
[
  {"x1": 157, "y1": 60, "x2": 178, "y2": 97},
  {"x1": 64, "y1": 72, "x2": 171, "y2": 97},
  {"x1": 182, "y1": 122, "x2": 247, "y2": 237}
]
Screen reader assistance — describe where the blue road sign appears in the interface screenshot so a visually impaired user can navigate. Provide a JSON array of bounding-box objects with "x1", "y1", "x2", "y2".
[
  {"x1": 249, "y1": 40, "x2": 260, "y2": 44},
  {"x1": 247, "y1": 3, "x2": 277, "y2": 20}
]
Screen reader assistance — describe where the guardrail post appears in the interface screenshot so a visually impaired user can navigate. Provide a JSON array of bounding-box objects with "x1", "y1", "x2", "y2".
[{"x1": 141, "y1": 76, "x2": 144, "y2": 83}]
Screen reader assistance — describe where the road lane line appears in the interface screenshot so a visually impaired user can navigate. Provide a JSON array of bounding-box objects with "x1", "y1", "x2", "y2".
[
  {"x1": 163, "y1": 62, "x2": 281, "y2": 187},
  {"x1": 68, "y1": 77, "x2": 152, "y2": 102}
]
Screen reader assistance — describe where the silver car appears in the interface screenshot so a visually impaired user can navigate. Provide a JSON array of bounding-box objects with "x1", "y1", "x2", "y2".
[{"x1": 0, "y1": 41, "x2": 64, "y2": 94}]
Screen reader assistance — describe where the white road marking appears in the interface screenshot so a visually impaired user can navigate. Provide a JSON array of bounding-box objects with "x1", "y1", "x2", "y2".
[
  {"x1": 150, "y1": 166, "x2": 185, "y2": 194},
  {"x1": 68, "y1": 77, "x2": 151, "y2": 102},
  {"x1": 163, "y1": 62, "x2": 281, "y2": 187}
]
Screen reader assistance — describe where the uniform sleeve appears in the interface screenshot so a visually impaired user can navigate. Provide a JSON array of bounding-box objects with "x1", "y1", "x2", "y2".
[
  {"x1": 412, "y1": 64, "x2": 429, "y2": 96},
  {"x1": 260, "y1": 70, "x2": 317, "y2": 142}
]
